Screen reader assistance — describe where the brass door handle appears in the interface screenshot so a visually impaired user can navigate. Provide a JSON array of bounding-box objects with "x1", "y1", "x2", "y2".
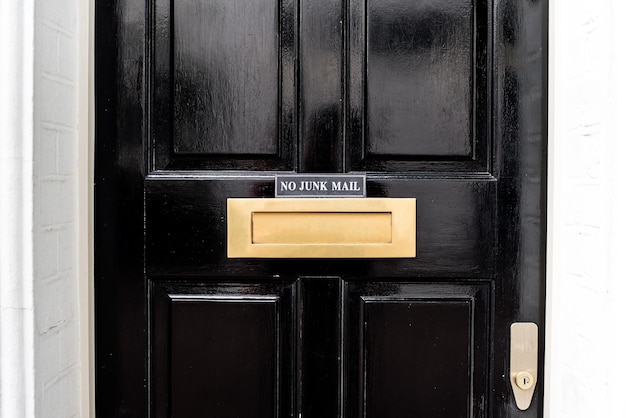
[{"x1": 510, "y1": 323, "x2": 538, "y2": 410}]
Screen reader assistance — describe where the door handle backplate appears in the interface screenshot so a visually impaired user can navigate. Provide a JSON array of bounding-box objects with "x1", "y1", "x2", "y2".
[{"x1": 510, "y1": 322, "x2": 538, "y2": 410}]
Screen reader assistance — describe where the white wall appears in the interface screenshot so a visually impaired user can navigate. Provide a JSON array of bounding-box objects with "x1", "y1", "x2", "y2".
[
  {"x1": 32, "y1": 0, "x2": 81, "y2": 416},
  {"x1": 0, "y1": 0, "x2": 82, "y2": 417},
  {"x1": 547, "y1": 0, "x2": 626, "y2": 416}
]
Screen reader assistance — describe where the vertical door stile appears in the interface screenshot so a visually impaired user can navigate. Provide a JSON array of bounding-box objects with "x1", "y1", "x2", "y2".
[{"x1": 300, "y1": 0, "x2": 345, "y2": 172}]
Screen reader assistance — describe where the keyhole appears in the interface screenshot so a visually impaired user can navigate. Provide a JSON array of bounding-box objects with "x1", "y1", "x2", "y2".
[{"x1": 515, "y1": 371, "x2": 534, "y2": 390}]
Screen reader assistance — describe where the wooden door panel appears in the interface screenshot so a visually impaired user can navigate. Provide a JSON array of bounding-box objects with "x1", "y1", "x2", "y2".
[
  {"x1": 345, "y1": 282, "x2": 490, "y2": 418},
  {"x1": 153, "y1": 0, "x2": 296, "y2": 170},
  {"x1": 152, "y1": 281, "x2": 296, "y2": 418},
  {"x1": 348, "y1": 0, "x2": 490, "y2": 172},
  {"x1": 152, "y1": 279, "x2": 488, "y2": 418},
  {"x1": 145, "y1": 177, "x2": 496, "y2": 277},
  {"x1": 172, "y1": 0, "x2": 279, "y2": 155}
]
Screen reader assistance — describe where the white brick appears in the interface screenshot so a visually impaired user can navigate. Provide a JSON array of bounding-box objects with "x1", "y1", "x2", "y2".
[
  {"x1": 38, "y1": 127, "x2": 58, "y2": 176},
  {"x1": 582, "y1": 228, "x2": 609, "y2": 285},
  {"x1": 57, "y1": 130, "x2": 76, "y2": 175},
  {"x1": 39, "y1": 0, "x2": 77, "y2": 34},
  {"x1": 39, "y1": 23, "x2": 59, "y2": 75},
  {"x1": 562, "y1": 226, "x2": 587, "y2": 278},
  {"x1": 39, "y1": 326, "x2": 78, "y2": 386},
  {"x1": 58, "y1": 222, "x2": 76, "y2": 271},
  {"x1": 38, "y1": 181, "x2": 58, "y2": 226},
  {"x1": 57, "y1": 32, "x2": 77, "y2": 81},
  {"x1": 35, "y1": 275, "x2": 74, "y2": 334},
  {"x1": 39, "y1": 77, "x2": 76, "y2": 128},
  {"x1": 39, "y1": 178, "x2": 75, "y2": 225},
  {"x1": 36, "y1": 228, "x2": 58, "y2": 280},
  {"x1": 41, "y1": 366, "x2": 79, "y2": 418}
]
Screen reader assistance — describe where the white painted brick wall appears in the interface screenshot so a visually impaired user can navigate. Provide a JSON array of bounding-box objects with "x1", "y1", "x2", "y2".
[
  {"x1": 548, "y1": 0, "x2": 626, "y2": 417},
  {"x1": 33, "y1": 0, "x2": 80, "y2": 417}
]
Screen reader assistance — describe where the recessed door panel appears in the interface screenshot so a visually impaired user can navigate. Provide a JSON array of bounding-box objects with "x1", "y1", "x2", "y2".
[
  {"x1": 345, "y1": 282, "x2": 490, "y2": 418},
  {"x1": 348, "y1": 0, "x2": 490, "y2": 172},
  {"x1": 152, "y1": 281, "x2": 296, "y2": 418},
  {"x1": 367, "y1": 0, "x2": 473, "y2": 157},
  {"x1": 153, "y1": 0, "x2": 296, "y2": 170},
  {"x1": 173, "y1": 0, "x2": 278, "y2": 155}
]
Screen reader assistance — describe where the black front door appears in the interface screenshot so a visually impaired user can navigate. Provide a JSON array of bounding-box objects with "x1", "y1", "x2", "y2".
[{"x1": 95, "y1": 0, "x2": 547, "y2": 416}]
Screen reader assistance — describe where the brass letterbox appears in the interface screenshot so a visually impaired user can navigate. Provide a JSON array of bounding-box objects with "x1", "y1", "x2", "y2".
[{"x1": 227, "y1": 198, "x2": 416, "y2": 258}]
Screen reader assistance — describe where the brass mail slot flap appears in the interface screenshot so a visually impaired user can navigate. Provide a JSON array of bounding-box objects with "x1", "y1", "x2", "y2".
[{"x1": 227, "y1": 198, "x2": 416, "y2": 258}]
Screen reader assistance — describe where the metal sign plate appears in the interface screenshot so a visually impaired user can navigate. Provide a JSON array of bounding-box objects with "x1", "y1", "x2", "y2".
[{"x1": 275, "y1": 174, "x2": 366, "y2": 198}]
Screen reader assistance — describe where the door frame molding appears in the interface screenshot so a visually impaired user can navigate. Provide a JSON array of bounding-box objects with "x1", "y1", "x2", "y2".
[{"x1": 78, "y1": 0, "x2": 95, "y2": 416}]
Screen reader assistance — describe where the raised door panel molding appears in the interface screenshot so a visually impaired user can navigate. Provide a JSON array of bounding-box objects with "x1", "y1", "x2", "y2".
[
  {"x1": 347, "y1": 0, "x2": 491, "y2": 172},
  {"x1": 151, "y1": 0, "x2": 296, "y2": 171}
]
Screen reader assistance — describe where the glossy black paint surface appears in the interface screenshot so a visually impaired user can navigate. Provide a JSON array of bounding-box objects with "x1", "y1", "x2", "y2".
[
  {"x1": 347, "y1": 0, "x2": 491, "y2": 172},
  {"x1": 366, "y1": 0, "x2": 473, "y2": 157},
  {"x1": 96, "y1": 0, "x2": 547, "y2": 416},
  {"x1": 344, "y1": 282, "x2": 490, "y2": 418},
  {"x1": 145, "y1": 178, "x2": 496, "y2": 277},
  {"x1": 153, "y1": 281, "x2": 296, "y2": 417},
  {"x1": 153, "y1": 0, "x2": 296, "y2": 170},
  {"x1": 300, "y1": 0, "x2": 343, "y2": 172},
  {"x1": 172, "y1": 0, "x2": 279, "y2": 155},
  {"x1": 299, "y1": 278, "x2": 342, "y2": 417}
]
